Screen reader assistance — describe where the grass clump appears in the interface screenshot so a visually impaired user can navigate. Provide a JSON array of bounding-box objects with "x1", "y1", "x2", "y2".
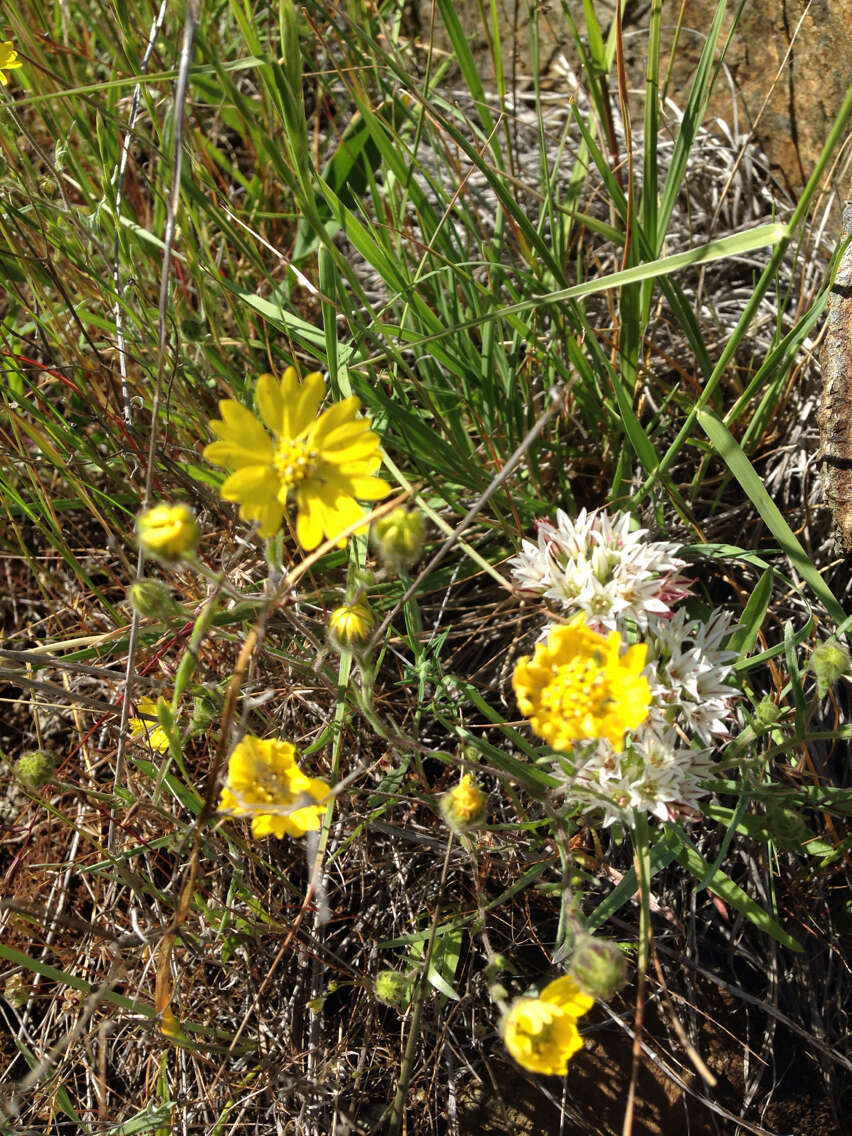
[{"x1": 1, "y1": 2, "x2": 849, "y2": 1133}]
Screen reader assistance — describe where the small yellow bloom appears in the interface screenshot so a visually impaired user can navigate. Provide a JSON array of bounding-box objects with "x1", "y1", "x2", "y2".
[
  {"x1": 203, "y1": 368, "x2": 390, "y2": 549},
  {"x1": 128, "y1": 696, "x2": 171, "y2": 753},
  {"x1": 440, "y1": 773, "x2": 488, "y2": 830},
  {"x1": 328, "y1": 600, "x2": 376, "y2": 648},
  {"x1": 512, "y1": 613, "x2": 651, "y2": 753},
  {"x1": 503, "y1": 975, "x2": 594, "y2": 1075},
  {"x1": 0, "y1": 42, "x2": 23, "y2": 86},
  {"x1": 371, "y1": 506, "x2": 425, "y2": 569},
  {"x1": 137, "y1": 503, "x2": 200, "y2": 561},
  {"x1": 218, "y1": 734, "x2": 330, "y2": 840}
]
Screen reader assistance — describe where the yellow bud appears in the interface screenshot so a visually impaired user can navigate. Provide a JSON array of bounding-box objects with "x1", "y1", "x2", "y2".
[
  {"x1": 440, "y1": 773, "x2": 488, "y2": 831},
  {"x1": 137, "y1": 503, "x2": 200, "y2": 562},
  {"x1": 328, "y1": 600, "x2": 376, "y2": 649},
  {"x1": 371, "y1": 507, "x2": 425, "y2": 570}
]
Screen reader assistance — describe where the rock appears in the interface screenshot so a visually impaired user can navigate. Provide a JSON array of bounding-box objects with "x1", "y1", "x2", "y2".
[{"x1": 414, "y1": 0, "x2": 850, "y2": 203}]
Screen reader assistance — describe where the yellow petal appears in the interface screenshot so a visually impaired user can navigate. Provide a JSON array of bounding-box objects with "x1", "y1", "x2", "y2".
[
  {"x1": 311, "y1": 396, "x2": 362, "y2": 443},
  {"x1": 220, "y1": 466, "x2": 285, "y2": 537},
  {"x1": 251, "y1": 813, "x2": 287, "y2": 839},
  {"x1": 255, "y1": 372, "x2": 284, "y2": 434},
  {"x1": 285, "y1": 370, "x2": 325, "y2": 439},
  {"x1": 539, "y1": 976, "x2": 595, "y2": 1018},
  {"x1": 295, "y1": 493, "x2": 325, "y2": 550},
  {"x1": 348, "y1": 475, "x2": 392, "y2": 501}
]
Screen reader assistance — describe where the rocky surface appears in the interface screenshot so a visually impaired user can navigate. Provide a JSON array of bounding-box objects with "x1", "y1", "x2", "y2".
[{"x1": 414, "y1": 0, "x2": 851, "y2": 207}]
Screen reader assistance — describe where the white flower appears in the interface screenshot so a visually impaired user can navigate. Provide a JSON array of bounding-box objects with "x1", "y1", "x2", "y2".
[
  {"x1": 510, "y1": 508, "x2": 690, "y2": 631},
  {"x1": 644, "y1": 608, "x2": 740, "y2": 744},
  {"x1": 558, "y1": 724, "x2": 715, "y2": 825}
]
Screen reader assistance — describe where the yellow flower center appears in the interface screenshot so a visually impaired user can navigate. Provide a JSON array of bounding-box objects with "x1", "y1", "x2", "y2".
[
  {"x1": 244, "y1": 760, "x2": 294, "y2": 806},
  {"x1": 452, "y1": 780, "x2": 483, "y2": 821},
  {"x1": 540, "y1": 655, "x2": 611, "y2": 722},
  {"x1": 274, "y1": 437, "x2": 319, "y2": 488}
]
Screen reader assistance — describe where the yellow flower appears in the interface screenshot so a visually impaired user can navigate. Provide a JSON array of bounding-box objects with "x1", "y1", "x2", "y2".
[
  {"x1": 440, "y1": 773, "x2": 488, "y2": 830},
  {"x1": 0, "y1": 42, "x2": 23, "y2": 86},
  {"x1": 512, "y1": 613, "x2": 651, "y2": 753},
  {"x1": 218, "y1": 734, "x2": 331, "y2": 839},
  {"x1": 128, "y1": 696, "x2": 171, "y2": 753},
  {"x1": 503, "y1": 975, "x2": 594, "y2": 1076},
  {"x1": 328, "y1": 600, "x2": 376, "y2": 648},
  {"x1": 137, "y1": 503, "x2": 200, "y2": 561},
  {"x1": 203, "y1": 368, "x2": 391, "y2": 549}
]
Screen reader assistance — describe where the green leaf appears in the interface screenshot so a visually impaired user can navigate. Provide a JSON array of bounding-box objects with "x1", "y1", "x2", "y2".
[
  {"x1": 697, "y1": 408, "x2": 847, "y2": 627},
  {"x1": 663, "y1": 828, "x2": 803, "y2": 952}
]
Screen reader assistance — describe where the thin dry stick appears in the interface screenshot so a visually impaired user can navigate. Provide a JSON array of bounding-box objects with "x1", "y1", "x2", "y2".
[
  {"x1": 109, "y1": 0, "x2": 200, "y2": 855},
  {"x1": 650, "y1": 943, "x2": 717, "y2": 1087},
  {"x1": 113, "y1": 0, "x2": 170, "y2": 427}
]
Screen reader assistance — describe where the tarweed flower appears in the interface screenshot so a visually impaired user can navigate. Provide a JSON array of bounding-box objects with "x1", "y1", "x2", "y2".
[
  {"x1": 375, "y1": 970, "x2": 415, "y2": 1011},
  {"x1": 503, "y1": 975, "x2": 594, "y2": 1075},
  {"x1": 328, "y1": 599, "x2": 376, "y2": 649},
  {"x1": 0, "y1": 42, "x2": 23, "y2": 85},
  {"x1": 127, "y1": 579, "x2": 185, "y2": 623},
  {"x1": 14, "y1": 749, "x2": 56, "y2": 789},
  {"x1": 510, "y1": 508, "x2": 689, "y2": 631},
  {"x1": 440, "y1": 773, "x2": 488, "y2": 831},
  {"x1": 203, "y1": 368, "x2": 390, "y2": 549},
  {"x1": 137, "y1": 503, "x2": 200, "y2": 561},
  {"x1": 218, "y1": 735, "x2": 330, "y2": 839},
  {"x1": 808, "y1": 640, "x2": 851, "y2": 699},
  {"x1": 371, "y1": 506, "x2": 425, "y2": 569},
  {"x1": 128, "y1": 696, "x2": 171, "y2": 753},
  {"x1": 513, "y1": 613, "x2": 651, "y2": 753},
  {"x1": 569, "y1": 935, "x2": 628, "y2": 1000}
]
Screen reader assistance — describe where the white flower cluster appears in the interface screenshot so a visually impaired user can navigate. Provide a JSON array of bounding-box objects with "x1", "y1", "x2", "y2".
[
  {"x1": 510, "y1": 508, "x2": 691, "y2": 631},
  {"x1": 511, "y1": 508, "x2": 740, "y2": 824}
]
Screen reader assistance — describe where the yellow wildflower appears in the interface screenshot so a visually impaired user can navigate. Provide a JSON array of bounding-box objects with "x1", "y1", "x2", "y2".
[
  {"x1": 128, "y1": 696, "x2": 171, "y2": 753},
  {"x1": 503, "y1": 974, "x2": 594, "y2": 1075},
  {"x1": 137, "y1": 503, "x2": 200, "y2": 561},
  {"x1": 440, "y1": 773, "x2": 487, "y2": 830},
  {"x1": 328, "y1": 600, "x2": 376, "y2": 648},
  {"x1": 203, "y1": 368, "x2": 390, "y2": 549},
  {"x1": 218, "y1": 734, "x2": 330, "y2": 839},
  {"x1": 0, "y1": 42, "x2": 23, "y2": 86},
  {"x1": 512, "y1": 613, "x2": 651, "y2": 753}
]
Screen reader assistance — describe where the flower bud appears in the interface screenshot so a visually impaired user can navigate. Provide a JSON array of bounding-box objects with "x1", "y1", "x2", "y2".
[
  {"x1": 14, "y1": 749, "x2": 56, "y2": 790},
  {"x1": 127, "y1": 579, "x2": 185, "y2": 622},
  {"x1": 808, "y1": 641, "x2": 850, "y2": 699},
  {"x1": 764, "y1": 800, "x2": 811, "y2": 850},
  {"x1": 4, "y1": 972, "x2": 30, "y2": 1009},
  {"x1": 189, "y1": 685, "x2": 224, "y2": 736},
  {"x1": 374, "y1": 970, "x2": 414, "y2": 1011},
  {"x1": 440, "y1": 773, "x2": 488, "y2": 831},
  {"x1": 137, "y1": 503, "x2": 200, "y2": 562},
  {"x1": 371, "y1": 507, "x2": 425, "y2": 570},
  {"x1": 755, "y1": 696, "x2": 782, "y2": 727},
  {"x1": 569, "y1": 934, "x2": 628, "y2": 1000},
  {"x1": 328, "y1": 600, "x2": 376, "y2": 650}
]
